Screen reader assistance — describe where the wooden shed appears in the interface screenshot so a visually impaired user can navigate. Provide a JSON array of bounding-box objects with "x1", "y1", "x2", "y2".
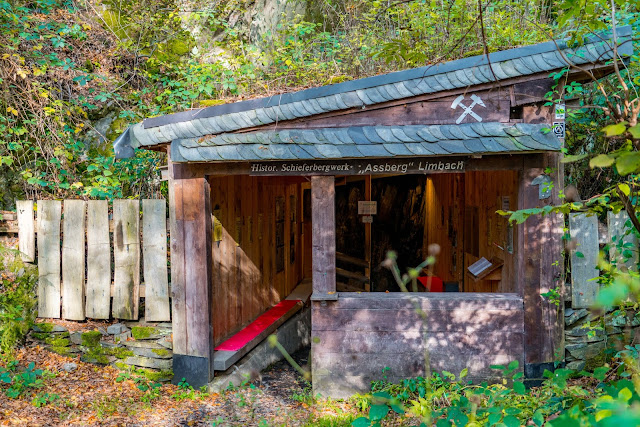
[{"x1": 114, "y1": 29, "x2": 631, "y2": 395}]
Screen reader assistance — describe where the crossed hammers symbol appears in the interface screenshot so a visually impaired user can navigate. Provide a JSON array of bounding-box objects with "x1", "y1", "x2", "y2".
[{"x1": 451, "y1": 94, "x2": 486, "y2": 124}]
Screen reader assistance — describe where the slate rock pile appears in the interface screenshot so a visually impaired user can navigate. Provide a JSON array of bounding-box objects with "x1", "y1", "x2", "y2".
[
  {"x1": 29, "y1": 321, "x2": 174, "y2": 382},
  {"x1": 564, "y1": 307, "x2": 640, "y2": 371}
]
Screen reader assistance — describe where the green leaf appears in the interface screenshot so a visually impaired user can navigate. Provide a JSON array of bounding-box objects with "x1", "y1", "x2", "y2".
[
  {"x1": 602, "y1": 122, "x2": 627, "y2": 137},
  {"x1": 593, "y1": 366, "x2": 609, "y2": 381},
  {"x1": 618, "y1": 387, "x2": 633, "y2": 402},
  {"x1": 561, "y1": 153, "x2": 589, "y2": 163},
  {"x1": 629, "y1": 124, "x2": 640, "y2": 139},
  {"x1": 512, "y1": 381, "x2": 526, "y2": 394},
  {"x1": 390, "y1": 403, "x2": 404, "y2": 414},
  {"x1": 459, "y1": 368, "x2": 468, "y2": 379},
  {"x1": 351, "y1": 417, "x2": 371, "y2": 427},
  {"x1": 532, "y1": 409, "x2": 545, "y2": 426},
  {"x1": 507, "y1": 360, "x2": 519, "y2": 371},
  {"x1": 575, "y1": 251, "x2": 584, "y2": 258},
  {"x1": 368, "y1": 404, "x2": 389, "y2": 422},
  {"x1": 618, "y1": 183, "x2": 631, "y2": 196},
  {"x1": 503, "y1": 415, "x2": 521, "y2": 427},
  {"x1": 589, "y1": 154, "x2": 615, "y2": 168},
  {"x1": 488, "y1": 412, "x2": 502, "y2": 425},
  {"x1": 616, "y1": 152, "x2": 640, "y2": 175}
]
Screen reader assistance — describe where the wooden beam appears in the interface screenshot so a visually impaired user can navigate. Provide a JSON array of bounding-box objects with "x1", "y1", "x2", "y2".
[
  {"x1": 169, "y1": 161, "x2": 214, "y2": 388},
  {"x1": 86, "y1": 200, "x2": 111, "y2": 319},
  {"x1": 157, "y1": 154, "x2": 537, "y2": 178},
  {"x1": 517, "y1": 152, "x2": 563, "y2": 367},
  {"x1": 311, "y1": 176, "x2": 336, "y2": 299}
]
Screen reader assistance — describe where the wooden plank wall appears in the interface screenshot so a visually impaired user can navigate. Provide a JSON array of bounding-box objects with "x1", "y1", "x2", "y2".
[
  {"x1": 463, "y1": 170, "x2": 519, "y2": 292},
  {"x1": 86, "y1": 200, "x2": 111, "y2": 319},
  {"x1": 16, "y1": 200, "x2": 35, "y2": 262},
  {"x1": 312, "y1": 292, "x2": 524, "y2": 398},
  {"x1": 424, "y1": 171, "x2": 518, "y2": 292},
  {"x1": 569, "y1": 213, "x2": 600, "y2": 308},
  {"x1": 19, "y1": 200, "x2": 171, "y2": 322},
  {"x1": 424, "y1": 173, "x2": 464, "y2": 284},
  {"x1": 208, "y1": 176, "x2": 304, "y2": 346},
  {"x1": 37, "y1": 200, "x2": 62, "y2": 319}
]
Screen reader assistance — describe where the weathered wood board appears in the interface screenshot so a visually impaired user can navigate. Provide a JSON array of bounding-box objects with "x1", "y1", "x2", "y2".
[
  {"x1": 311, "y1": 176, "x2": 336, "y2": 297},
  {"x1": 569, "y1": 213, "x2": 599, "y2": 308},
  {"x1": 62, "y1": 200, "x2": 86, "y2": 320},
  {"x1": 607, "y1": 210, "x2": 639, "y2": 271},
  {"x1": 16, "y1": 200, "x2": 35, "y2": 262},
  {"x1": 37, "y1": 200, "x2": 61, "y2": 318},
  {"x1": 142, "y1": 199, "x2": 171, "y2": 322},
  {"x1": 113, "y1": 199, "x2": 140, "y2": 320},
  {"x1": 86, "y1": 200, "x2": 111, "y2": 319}
]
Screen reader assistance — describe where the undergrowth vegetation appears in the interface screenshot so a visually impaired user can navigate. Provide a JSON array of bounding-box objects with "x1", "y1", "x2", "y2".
[{"x1": 0, "y1": 245, "x2": 37, "y2": 354}]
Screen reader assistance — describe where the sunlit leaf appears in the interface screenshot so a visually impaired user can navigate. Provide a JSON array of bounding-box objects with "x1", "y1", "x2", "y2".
[
  {"x1": 602, "y1": 122, "x2": 627, "y2": 137},
  {"x1": 589, "y1": 154, "x2": 615, "y2": 168}
]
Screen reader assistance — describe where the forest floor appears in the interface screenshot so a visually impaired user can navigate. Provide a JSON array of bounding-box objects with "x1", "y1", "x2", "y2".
[{"x1": 0, "y1": 345, "x2": 383, "y2": 426}]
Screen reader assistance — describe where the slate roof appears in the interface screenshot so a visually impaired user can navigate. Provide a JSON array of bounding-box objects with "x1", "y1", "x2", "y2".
[
  {"x1": 114, "y1": 27, "x2": 632, "y2": 160},
  {"x1": 170, "y1": 123, "x2": 560, "y2": 162}
]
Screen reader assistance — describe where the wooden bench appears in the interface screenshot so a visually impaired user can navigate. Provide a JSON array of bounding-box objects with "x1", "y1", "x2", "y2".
[{"x1": 212, "y1": 279, "x2": 312, "y2": 371}]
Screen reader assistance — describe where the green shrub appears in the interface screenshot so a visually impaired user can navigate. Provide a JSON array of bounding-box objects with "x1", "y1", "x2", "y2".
[{"x1": 0, "y1": 246, "x2": 38, "y2": 354}]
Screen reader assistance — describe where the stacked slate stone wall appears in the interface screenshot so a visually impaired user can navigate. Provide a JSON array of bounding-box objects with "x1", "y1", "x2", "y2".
[
  {"x1": 29, "y1": 321, "x2": 173, "y2": 381},
  {"x1": 565, "y1": 307, "x2": 640, "y2": 371}
]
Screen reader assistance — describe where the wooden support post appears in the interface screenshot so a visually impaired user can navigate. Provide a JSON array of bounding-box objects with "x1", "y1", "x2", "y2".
[
  {"x1": 169, "y1": 157, "x2": 214, "y2": 389},
  {"x1": 517, "y1": 153, "x2": 564, "y2": 378},
  {"x1": 311, "y1": 176, "x2": 337, "y2": 300},
  {"x1": 364, "y1": 175, "x2": 372, "y2": 292}
]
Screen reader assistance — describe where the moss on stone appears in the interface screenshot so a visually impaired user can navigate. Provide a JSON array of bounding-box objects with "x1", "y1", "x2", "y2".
[
  {"x1": 50, "y1": 346, "x2": 71, "y2": 356},
  {"x1": 131, "y1": 326, "x2": 157, "y2": 340},
  {"x1": 104, "y1": 347, "x2": 134, "y2": 359},
  {"x1": 81, "y1": 330, "x2": 102, "y2": 347},
  {"x1": 83, "y1": 349, "x2": 110, "y2": 365},
  {"x1": 45, "y1": 337, "x2": 70, "y2": 347},
  {"x1": 151, "y1": 348, "x2": 171, "y2": 358},
  {"x1": 35, "y1": 322, "x2": 55, "y2": 333},
  {"x1": 32, "y1": 332, "x2": 51, "y2": 341}
]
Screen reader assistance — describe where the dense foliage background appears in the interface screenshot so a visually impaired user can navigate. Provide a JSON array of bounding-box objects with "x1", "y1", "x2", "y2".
[{"x1": 0, "y1": 0, "x2": 559, "y2": 207}]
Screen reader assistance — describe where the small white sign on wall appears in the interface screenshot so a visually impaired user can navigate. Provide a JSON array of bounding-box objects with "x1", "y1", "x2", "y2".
[{"x1": 358, "y1": 201, "x2": 377, "y2": 215}]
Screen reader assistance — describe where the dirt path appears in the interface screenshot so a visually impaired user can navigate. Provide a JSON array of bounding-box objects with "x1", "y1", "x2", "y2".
[{"x1": 0, "y1": 346, "x2": 334, "y2": 426}]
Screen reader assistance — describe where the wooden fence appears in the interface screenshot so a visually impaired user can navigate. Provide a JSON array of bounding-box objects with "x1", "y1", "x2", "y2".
[
  {"x1": 16, "y1": 199, "x2": 170, "y2": 322},
  {"x1": 569, "y1": 210, "x2": 639, "y2": 308}
]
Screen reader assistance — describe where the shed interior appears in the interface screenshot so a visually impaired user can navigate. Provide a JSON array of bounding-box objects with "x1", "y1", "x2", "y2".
[{"x1": 208, "y1": 167, "x2": 519, "y2": 346}]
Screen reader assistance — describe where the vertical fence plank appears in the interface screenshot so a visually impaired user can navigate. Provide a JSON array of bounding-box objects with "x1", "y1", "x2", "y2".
[
  {"x1": 569, "y1": 213, "x2": 599, "y2": 308},
  {"x1": 16, "y1": 200, "x2": 35, "y2": 263},
  {"x1": 607, "y1": 210, "x2": 639, "y2": 271},
  {"x1": 37, "y1": 200, "x2": 61, "y2": 318},
  {"x1": 113, "y1": 199, "x2": 140, "y2": 320},
  {"x1": 86, "y1": 200, "x2": 111, "y2": 319},
  {"x1": 143, "y1": 199, "x2": 171, "y2": 321},
  {"x1": 62, "y1": 200, "x2": 86, "y2": 320}
]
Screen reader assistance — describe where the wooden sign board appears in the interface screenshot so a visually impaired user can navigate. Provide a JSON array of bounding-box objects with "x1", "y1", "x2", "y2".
[
  {"x1": 358, "y1": 201, "x2": 377, "y2": 215},
  {"x1": 250, "y1": 157, "x2": 465, "y2": 176}
]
